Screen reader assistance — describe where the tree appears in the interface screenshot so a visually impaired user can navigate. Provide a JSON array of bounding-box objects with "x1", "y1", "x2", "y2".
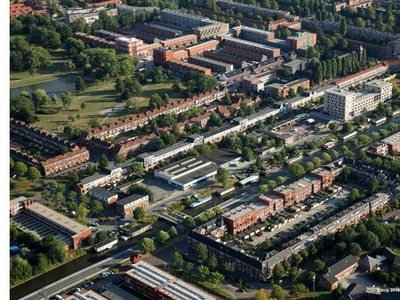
[
  {"x1": 305, "y1": 161, "x2": 315, "y2": 172},
  {"x1": 210, "y1": 271, "x2": 224, "y2": 286},
  {"x1": 276, "y1": 176, "x2": 285, "y2": 185},
  {"x1": 14, "y1": 162, "x2": 28, "y2": 178},
  {"x1": 349, "y1": 242, "x2": 362, "y2": 256},
  {"x1": 314, "y1": 259, "x2": 325, "y2": 272},
  {"x1": 312, "y1": 157, "x2": 321, "y2": 167},
  {"x1": 172, "y1": 251, "x2": 184, "y2": 268},
  {"x1": 321, "y1": 152, "x2": 332, "y2": 163},
  {"x1": 183, "y1": 216, "x2": 196, "y2": 229},
  {"x1": 169, "y1": 226, "x2": 178, "y2": 238},
  {"x1": 186, "y1": 262, "x2": 194, "y2": 272},
  {"x1": 329, "y1": 122, "x2": 338, "y2": 132},
  {"x1": 304, "y1": 272, "x2": 316, "y2": 289},
  {"x1": 273, "y1": 262, "x2": 286, "y2": 280},
  {"x1": 207, "y1": 255, "x2": 218, "y2": 271},
  {"x1": 31, "y1": 89, "x2": 49, "y2": 107},
  {"x1": 196, "y1": 244, "x2": 208, "y2": 261},
  {"x1": 75, "y1": 203, "x2": 89, "y2": 222},
  {"x1": 216, "y1": 167, "x2": 230, "y2": 187},
  {"x1": 156, "y1": 230, "x2": 170, "y2": 245},
  {"x1": 141, "y1": 237, "x2": 155, "y2": 254},
  {"x1": 133, "y1": 207, "x2": 146, "y2": 221},
  {"x1": 342, "y1": 122, "x2": 354, "y2": 133},
  {"x1": 289, "y1": 163, "x2": 305, "y2": 179},
  {"x1": 255, "y1": 288, "x2": 269, "y2": 300},
  {"x1": 243, "y1": 146, "x2": 255, "y2": 161},
  {"x1": 339, "y1": 16, "x2": 347, "y2": 36},
  {"x1": 131, "y1": 162, "x2": 145, "y2": 178},
  {"x1": 60, "y1": 92, "x2": 73, "y2": 109},
  {"x1": 223, "y1": 261, "x2": 235, "y2": 275},
  {"x1": 27, "y1": 167, "x2": 41, "y2": 182},
  {"x1": 358, "y1": 231, "x2": 381, "y2": 252},
  {"x1": 349, "y1": 188, "x2": 362, "y2": 202},
  {"x1": 75, "y1": 76, "x2": 86, "y2": 92},
  {"x1": 198, "y1": 265, "x2": 210, "y2": 279},
  {"x1": 87, "y1": 118, "x2": 101, "y2": 130},
  {"x1": 292, "y1": 253, "x2": 303, "y2": 266},
  {"x1": 271, "y1": 284, "x2": 285, "y2": 300},
  {"x1": 99, "y1": 154, "x2": 109, "y2": 169}
]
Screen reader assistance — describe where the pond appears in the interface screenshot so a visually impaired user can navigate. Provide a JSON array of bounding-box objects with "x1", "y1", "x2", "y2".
[{"x1": 10, "y1": 75, "x2": 78, "y2": 99}]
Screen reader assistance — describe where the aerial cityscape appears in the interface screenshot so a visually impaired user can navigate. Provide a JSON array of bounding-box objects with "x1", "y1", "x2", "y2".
[{"x1": 9, "y1": 0, "x2": 400, "y2": 299}]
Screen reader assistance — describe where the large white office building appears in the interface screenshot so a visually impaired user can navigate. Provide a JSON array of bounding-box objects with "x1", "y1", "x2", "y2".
[{"x1": 323, "y1": 80, "x2": 392, "y2": 121}]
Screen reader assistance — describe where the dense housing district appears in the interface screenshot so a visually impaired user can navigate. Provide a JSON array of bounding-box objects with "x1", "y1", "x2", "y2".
[{"x1": 9, "y1": 0, "x2": 400, "y2": 299}]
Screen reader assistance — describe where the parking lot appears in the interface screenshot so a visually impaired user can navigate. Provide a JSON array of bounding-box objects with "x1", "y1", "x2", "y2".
[
  {"x1": 339, "y1": 269, "x2": 383, "y2": 289},
  {"x1": 246, "y1": 187, "x2": 351, "y2": 247}
]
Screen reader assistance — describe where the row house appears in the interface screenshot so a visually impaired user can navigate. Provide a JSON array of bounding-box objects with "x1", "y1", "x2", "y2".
[
  {"x1": 84, "y1": 0, "x2": 122, "y2": 8},
  {"x1": 116, "y1": 194, "x2": 149, "y2": 216},
  {"x1": 188, "y1": 55, "x2": 234, "y2": 74},
  {"x1": 334, "y1": 63, "x2": 388, "y2": 89},
  {"x1": 75, "y1": 166, "x2": 123, "y2": 194},
  {"x1": 10, "y1": 149, "x2": 39, "y2": 168},
  {"x1": 287, "y1": 179, "x2": 313, "y2": 203},
  {"x1": 10, "y1": 2, "x2": 47, "y2": 17},
  {"x1": 84, "y1": 137, "x2": 114, "y2": 158},
  {"x1": 11, "y1": 118, "x2": 75, "y2": 151},
  {"x1": 272, "y1": 185, "x2": 297, "y2": 207},
  {"x1": 258, "y1": 194, "x2": 285, "y2": 214},
  {"x1": 40, "y1": 146, "x2": 90, "y2": 176},
  {"x1": 88, "y1": 186, "x2": 118, "y2": 205},
  {"x1": 112, "y1": 133, "x2": 157, "y2": 157}
]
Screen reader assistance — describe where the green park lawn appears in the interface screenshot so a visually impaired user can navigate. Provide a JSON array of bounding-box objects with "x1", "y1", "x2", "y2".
[
  {"x1": 10, "y1": 178, "x2": 40, "y2": 198},
  {"x1": 34, "y1": 81, "x2": 185, "y2": 134}
]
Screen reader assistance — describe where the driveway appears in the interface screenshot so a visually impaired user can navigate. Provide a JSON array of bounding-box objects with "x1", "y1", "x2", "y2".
[{"x1": 339, "y1": 269, "x2": 383, "y2": 289}]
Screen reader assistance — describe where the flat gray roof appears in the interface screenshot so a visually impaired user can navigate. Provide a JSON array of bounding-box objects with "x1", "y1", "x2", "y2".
[
  {"x1": 117, "y1": 194, "x2": 148, "y2": 206},
  {"x1": 127, "y1": 261, "x2": 215, "y2": 300},
  {"x1": 25, "y1": 202, "x2": 89, "y2": 235},
  {"x1": 226, "y1": 37, "x2": 280, "y2": 51},
  {"x1": 189, "y1": 55, "x2": 233, "y2": 68}
]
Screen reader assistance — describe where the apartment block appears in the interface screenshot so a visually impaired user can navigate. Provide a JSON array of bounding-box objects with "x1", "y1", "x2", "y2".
[
  {"x1": 74, "y1": 32, "x2": 116, "y2": 49},
  {"x1": 116, "y1": 194, "x2": 149, "y2": 216},
  {"x1": 161, "y1": 9, "x2": 209, "y2": 27},
  {"x1": 66, "y1": 7, "x2": 117, "y2": 24},
  {"x1": 324, "y1": 80, "x2": 392, "y2": 121},
  {"x1": 241, "y1": 71, "x2": 277, "y2": 92},
  {"x1": 310, "y1": 168, "x2": 334, "y2": 189},
  {"x1": 194, "y1": 21, "x2": 229, "y2": 40},
  {"x1": 160, "y1": 35, "x2": 198, "y2": 49},
  {"x1": 323, "y1": 88, "x2": 356, "y2": 121},
  {"x1": 115, "y1": 37, "x2": 148, "y2": 57},
  {"x1": 286, "y1": 32, "x2": 317, "y2": 51},
  {"x1": 188, "y1": 55, "x2": 233, "y2": 73},
  {"x1": 223, "y1": 37, "x2": 281, "y2": 59},
  {"x1": 267, "y1": 78, "x2": 310, "y2": 98},
  {"x1": 221, "y1": 201, "x2": 272, "y2": 235},
  {"x1": 232, "y1": 26, "x2": 275, "y2": 44},
  {"x1": 115, "y1": 4, "x2": 159, "y2": 14},
  {"x1": 382, "y1": 132, "x2": 400, "y2": 153},
  {"x1": 131, "y1": 22, "x2": 178, "y2": 39},
  {"x1": 88, "y1": 186, "x2": 118, "y2": 205},
  {"x1": 168, "y1": 59, "x2": 212, "y2": 76},
  {"x1": 185, "y1": 40, "x2": 220, "y2": 56}
]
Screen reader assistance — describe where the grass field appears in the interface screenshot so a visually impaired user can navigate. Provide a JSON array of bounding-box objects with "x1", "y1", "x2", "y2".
[
  {"x1": 34, "y1": 81, "x2": 185, "y2": 134},
  {"x1": 10, "y1": 178, "x2": 40, "y2": 198}
]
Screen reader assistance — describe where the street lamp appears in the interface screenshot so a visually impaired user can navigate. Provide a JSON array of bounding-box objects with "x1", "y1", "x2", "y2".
[{"x1": 312, "y1": 275, "x2": 316, "y2": 299}]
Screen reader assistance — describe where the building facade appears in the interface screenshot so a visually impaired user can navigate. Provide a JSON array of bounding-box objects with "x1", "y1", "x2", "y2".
[{"x1": 116, "y1": 194, "x2": 149, "y2": 216}]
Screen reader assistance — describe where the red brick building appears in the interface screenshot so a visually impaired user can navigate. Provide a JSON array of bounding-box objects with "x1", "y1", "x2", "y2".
[
  {"x1": 310, "y1": 167, "x2": 334, "y2": 189},
  {"x1": 168, "y1": 59, "x2": 212, "y2": 76},
  {"x1": 267, "y1": 78, "x2": 310, "y2": 98},
  {"x1": 186, "y1": 40, "x2": 220, "y2": 56},
  {"x1": 221, "y1": 201, "x2": 271, "y2": 235},
  {"x1": 286, "y1": 32, "x2": 317, "y2": 51},
  {"x1": 319, "y1": 255, "x2": 358, "y2": 290},
  {"x1": 160, "y1": 34, "x2": 197, "y2": 49},
  {"x1": 10, "y1": 2, "x2": 47, "y2": 18}
]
